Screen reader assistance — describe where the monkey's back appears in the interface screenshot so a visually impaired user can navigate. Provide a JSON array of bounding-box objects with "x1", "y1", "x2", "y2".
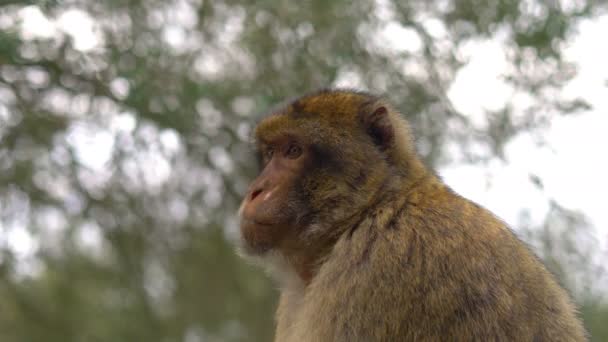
[{"x1": 278, "y1": 178, "x2": 587, "y2": 341}]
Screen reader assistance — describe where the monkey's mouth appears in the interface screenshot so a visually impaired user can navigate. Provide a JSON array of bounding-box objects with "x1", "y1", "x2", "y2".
[{"x1": 240, "y1": 217, "x2": 275, "y2": 227}]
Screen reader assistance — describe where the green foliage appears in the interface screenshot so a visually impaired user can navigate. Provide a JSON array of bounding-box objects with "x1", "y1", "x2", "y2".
[{"x1": 0, "y1": 0, "x2": 607, "y2": 340}]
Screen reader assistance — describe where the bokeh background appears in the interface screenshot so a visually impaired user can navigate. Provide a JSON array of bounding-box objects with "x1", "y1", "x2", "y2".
[{"x1": 1, "y1": 0, "x2": 607, "y2": 341}]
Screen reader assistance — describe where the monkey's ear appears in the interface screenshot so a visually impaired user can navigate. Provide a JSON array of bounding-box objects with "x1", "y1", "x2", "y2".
[{"x1": 362, "y1": 106, "x2": 394, "y2": 150}]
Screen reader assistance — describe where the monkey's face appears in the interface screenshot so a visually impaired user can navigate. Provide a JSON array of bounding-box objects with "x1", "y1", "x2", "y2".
[
  {"x1": 239, "y1": 132, "x2": 314, "y2": 254},
  {"x1": 239, "y1": 91, "x2": 397, "y2": 256}
]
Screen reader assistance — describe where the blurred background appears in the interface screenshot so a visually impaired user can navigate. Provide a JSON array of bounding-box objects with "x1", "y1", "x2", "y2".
[{"x1": 0, "y1": 0, "x2": 607, "y2": 341}]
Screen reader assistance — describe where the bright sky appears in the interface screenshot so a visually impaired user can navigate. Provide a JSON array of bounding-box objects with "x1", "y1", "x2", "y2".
[
  {"x1": 443, "y1": 15, "x2": 608, "y2": 252},
  {"x1": 5, "y1": 7, "x2": 608, "y2": 275}
]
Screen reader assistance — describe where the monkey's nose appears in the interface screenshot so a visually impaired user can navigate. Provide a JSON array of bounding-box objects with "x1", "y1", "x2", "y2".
[{"x1": 250, "y1": 188, "x2": 264, "y2": 201}]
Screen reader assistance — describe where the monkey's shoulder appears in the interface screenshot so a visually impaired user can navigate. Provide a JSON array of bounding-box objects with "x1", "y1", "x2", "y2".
[
  {"x1": 306, "y1": 196, "x2": 584, "y2": 340},
  {"x1": 394, "y1": 183, "x2": 515, "y2": 245}
]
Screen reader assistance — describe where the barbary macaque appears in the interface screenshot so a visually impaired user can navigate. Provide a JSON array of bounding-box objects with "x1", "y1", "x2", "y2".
[{"x1": 237, "y1": 89, "x2": 587, "y2": 341}]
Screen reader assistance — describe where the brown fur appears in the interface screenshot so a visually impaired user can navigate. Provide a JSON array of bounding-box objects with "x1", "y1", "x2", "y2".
[{"x1": 240, "y1": 89, "x2": 587, "y2": 341}]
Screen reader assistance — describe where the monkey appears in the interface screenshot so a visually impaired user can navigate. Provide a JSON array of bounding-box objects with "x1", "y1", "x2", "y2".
[{"x1": 237, "y1": 89, "x2": 587, "y2": 341}]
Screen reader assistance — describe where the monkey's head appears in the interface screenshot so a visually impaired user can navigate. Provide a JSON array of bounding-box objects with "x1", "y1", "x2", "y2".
[{"x1": 238, "y1": 89, "x2": 421, "y2": 256}]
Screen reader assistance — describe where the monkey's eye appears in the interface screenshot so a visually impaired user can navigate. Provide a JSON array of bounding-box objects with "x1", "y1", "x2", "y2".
[
  {"x1": 265, "y1": 148, "x2": 274, "y2": 160},
  {"x1": 285, "y1": 144, "x2": 302, "y2": 159}
]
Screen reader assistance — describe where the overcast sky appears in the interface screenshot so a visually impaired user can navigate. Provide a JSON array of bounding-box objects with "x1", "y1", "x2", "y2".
[{"x1": 443, "y1": 14, "x2": 608, "y2": 251}]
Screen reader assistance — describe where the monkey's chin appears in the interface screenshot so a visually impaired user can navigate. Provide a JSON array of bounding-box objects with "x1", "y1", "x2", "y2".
[
  {"x1": 239, "y1": 218, "x2": 283, "y2": 255},
  {"x1": 237, "y1": 238, "x2": 274, "y2": 257}
]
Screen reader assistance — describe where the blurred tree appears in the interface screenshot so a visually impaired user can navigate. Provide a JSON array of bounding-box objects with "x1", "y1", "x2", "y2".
[{"x1": 0, "y1": 0, "x2": 607, "y2": 341}]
